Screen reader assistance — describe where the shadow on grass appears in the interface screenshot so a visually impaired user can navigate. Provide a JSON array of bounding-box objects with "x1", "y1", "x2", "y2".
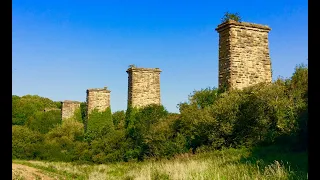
[{"x1": 239, "y1": 145, "x2": 308, "y2": 179}]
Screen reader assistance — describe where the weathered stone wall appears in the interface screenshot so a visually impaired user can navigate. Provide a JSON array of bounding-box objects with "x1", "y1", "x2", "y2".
[
  {"x1": 61, "y1": 100, "x2": 81, "y2": 120},
  {"x1": 86, "y1": 87, "x2": 111, "y2": 115},
  {"x1": 127, "y1": 67, "x2": 161, "y2": 108},
  {"x1": 215, "y1": 20, "x2": 272, "y2": 90}
]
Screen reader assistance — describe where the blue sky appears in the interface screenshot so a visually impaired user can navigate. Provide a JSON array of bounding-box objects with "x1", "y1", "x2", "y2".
[{"x1": 12, "y1": 0, "x2": 308, "y2": 113}]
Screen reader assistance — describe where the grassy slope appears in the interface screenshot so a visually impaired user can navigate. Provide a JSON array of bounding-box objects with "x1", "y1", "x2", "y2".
[{"x1": 12, "y1": 146, "x2": 307, "y2": 180}]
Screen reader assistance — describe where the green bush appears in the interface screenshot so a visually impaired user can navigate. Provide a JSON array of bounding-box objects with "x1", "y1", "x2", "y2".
[
  {"x1": 12, "y1": 95, "x2": 60, "y2": 125},
  {"x1": 85, "y1": 107, "x2": 113, "y2": 142},
  {"x1": 146, "y1": 114, "x2": 188, "y2": 158},
  {"x1": 89, "y1": 129, "x2": 128, "y2": 163},
  {"x1": 80, "y1": 102, "x2": 88, "y2": 129},
  {"x1": 125, "y1": 104, "x2": 169, "y2": 160},
  {"x1": 42, "y1": 119, "x2": 85, "y2": 161},
  {"x1": 188, "y1": 87, "x2": 220, "y2": 109},
  {"x1": 176, "y1": 63, "x2": 308, "y2": 151},
  {"x1": 26, "y1": 110, "x2": 61, "y2": 134},
  {"x1": 12, "y1": 125, "x2": 44, "y2": 159},
  {"x1": 112, "y1": 110, "x2": 126, "y2": 130}
]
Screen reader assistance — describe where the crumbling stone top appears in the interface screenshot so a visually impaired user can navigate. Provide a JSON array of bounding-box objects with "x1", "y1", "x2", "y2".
[
  {"x1": 62, "y1": 100, "x2": 81, "y2": 104},
  {"x1": 87, "y1": 87, "x2": 111, "y2": 92},
  {"x1": 126, "y1": 67, "x2": 162, "y2": 73},
  {"x1": 215, "y1": 20, "x2": 271, "y2": 32}
]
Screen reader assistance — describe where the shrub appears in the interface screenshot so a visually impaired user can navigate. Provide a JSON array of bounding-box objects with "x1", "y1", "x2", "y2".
[
  {"x1": 221, "y1": 12, "x2": 242, "y2": 23},
  {"x1": 12, "y1": 125, "x2": 44, "y2": 159},
  {"x1": 125, "y1": 104, "x2": 169, "y2": 160},
  {"x1": 90, "y1": 129, "x2": 128, "y2": 163},
  {"x1": 85, "y1": 108, "x2": 113, "y2": 142},
  {"x1": 146, "y1": 114, "x2": 188, "y2": 158},
  {"x1": 42, "y1": 119, "x2": 85, "y2": 161},
  {"x1": 12, "y1": 95, "x2": 60, "y2": 125},
  {"x1": 26, "y1": 110, "x2": 61, "y2": 134},
  {"x1": 112, "y1": 110, "x2": 126, "y2": 130}
]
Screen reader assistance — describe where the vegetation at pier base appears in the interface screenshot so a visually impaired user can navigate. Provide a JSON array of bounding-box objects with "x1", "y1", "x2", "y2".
[
  {"x1": 13, "y1": 147, "x2": 307, "y2": 179},
  {"x1": 221, "y1": 11, "x2": 242, "y2": 23},
  {"x1": 12, "y1": 64, "x2": 308, "y2": 179}
]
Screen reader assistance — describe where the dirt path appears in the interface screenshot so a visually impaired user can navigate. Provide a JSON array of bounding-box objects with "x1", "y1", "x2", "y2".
[{"x1": 12, "y1": 163, "x2": 58, "y2": 180}]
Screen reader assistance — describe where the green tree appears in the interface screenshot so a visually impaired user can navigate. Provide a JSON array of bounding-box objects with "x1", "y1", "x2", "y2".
[
  {"x1": 43, "y1": 119, "x2": 86, "y2": 161},
  {"x1": 285, "y1": 64, "x2": 308, "y2": 150},
  {"x1": 26, "y1": 110, "x2": 62, "y2": 134},
  {"x1": 85, "y1": 107, "x2": 113, "y2": 142},
  {"x1": 80, "y1": 102, "x2": 88, "y2": 129},
  {"x1": 145, "y1": 113, "x2": 187, "y2": 158},
  {"x1": 12, "y1": 125, "x2": 44, "y2": 159},
  {"x1": 12, "y1": 95, "x2": 22, "y2": 125},
  {"x1": 12, "y1": 95, "x2": 60, "y2": 125},
  {"x1": 125, "y1": 104, "x2": 169, "y2": 160},
  {"x1": 188, "y1": 87, "x2": 220, "y2": 109},
  {"x1": 90, "y1": 129, "x2": 128, "y2": 163},
  {"x1": 112, "y1": 110, "x2": 126, "y2": 130}
]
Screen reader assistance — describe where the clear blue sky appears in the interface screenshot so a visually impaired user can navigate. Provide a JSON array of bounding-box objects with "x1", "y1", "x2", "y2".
[{"x1": 12, "y1": 0, "x2": 308, "y2": 113}]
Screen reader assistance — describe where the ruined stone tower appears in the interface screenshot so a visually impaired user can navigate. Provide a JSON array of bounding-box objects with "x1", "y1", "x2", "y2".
[
  {"x1": 86, "y1": 87, "x2": 111, "y2": 115},
  {"x1": 126, "y1": 67, "x2": 161, "y2": 108},
  {"x1": 61, "y1": 100, "x2": 81, "y2": 120},
  {"x1": 215, "y1": 20, "x2": 272, "y2": 90}
]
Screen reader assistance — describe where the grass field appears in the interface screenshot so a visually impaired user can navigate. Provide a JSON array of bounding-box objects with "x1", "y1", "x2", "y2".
[{"x1": 12, "y1": 146, "x2": 307, "y2": 180}]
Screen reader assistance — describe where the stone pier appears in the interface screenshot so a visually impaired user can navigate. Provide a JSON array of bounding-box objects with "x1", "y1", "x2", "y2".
[
  {"x1": 61, "y1": 100, "x2": 81, "y2": 120},
  {"x1": 215, "y1": 20, "x2": 272, "y2": 90},
  {"x1": 126, "y1": 67, "x2": 161, "y2": 108},
  {"x1": 86, "y1": 87, "x2": 111, "y2": 115}
]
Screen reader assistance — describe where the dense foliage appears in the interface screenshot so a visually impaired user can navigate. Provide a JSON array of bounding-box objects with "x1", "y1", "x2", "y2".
[
  {"x1": 12, "y1": 95, "x2": 61, "y2": 126},
  {"x1": 12, "y1": 64, "x2": 308, "y2": 163}
]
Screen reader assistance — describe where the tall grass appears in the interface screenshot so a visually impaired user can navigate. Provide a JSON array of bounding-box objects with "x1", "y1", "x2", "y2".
[{"x1": 13, "y1": 147, "x2": 307, "y2": 180}]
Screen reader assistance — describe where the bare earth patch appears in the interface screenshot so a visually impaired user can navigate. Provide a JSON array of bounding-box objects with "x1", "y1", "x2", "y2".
[{"x1": 12, "y1": 163, "x2": 56, "y2": 180}]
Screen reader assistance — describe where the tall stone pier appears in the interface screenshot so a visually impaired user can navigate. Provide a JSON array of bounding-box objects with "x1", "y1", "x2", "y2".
[
  {"x1": 215, "y1": 20, "x2": 272, "y2": 90},
  {"x1": 86, "y1": 87, "x2": 111, "y2": 115},
  {"x1": 61, "y1": 100, "x2": 81, "y2": 120},
  {"x1": 126, "y1": 67, "x2": 161, "y2": 108}
]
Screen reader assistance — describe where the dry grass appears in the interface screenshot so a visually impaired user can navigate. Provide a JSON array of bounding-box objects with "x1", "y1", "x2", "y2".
[{"x1": 13, "y1": 148, "x2": 307, "y2": 180}]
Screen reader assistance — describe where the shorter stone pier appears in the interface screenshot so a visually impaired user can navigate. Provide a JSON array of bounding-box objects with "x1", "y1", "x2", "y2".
[{"x1": 61, "y1": 100, "x2": 81, "y2": 120}]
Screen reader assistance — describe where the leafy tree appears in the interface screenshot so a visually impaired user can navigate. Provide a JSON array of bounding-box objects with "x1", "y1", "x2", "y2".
[
  {"x1": 12, "y1": 95, "x2": 22, "y2": 125},
  {"x1": 188, "y1": 87, "x2": 220, "y2": 109},
  {"x1": 287, "y1": 64, "x2": 308, "y2": 104},
  {"x1": 145, "y1": 113, "x2": 187, "y2": 158},
  {"x1": 43, "y1": 119, "x2": 86, "y2": 161},
  {"x1": 26, "y1": 110, "x2": 62, "y2": 134},
  {"x1": 178, "y1": 89, "x2": 243, "y2": 152},
  {"x1": 90, "y1": 129, "x2": 128, "y2": 163},
  {"x1": 112, "y1": 110, "x2": 126, "y2": 130},
  {"x1": 80, "y1": 102, "x2": 88, "y2": 129},
  {"x1": 46, "y1": 119, "x2": 85, "y2": 144},
  {"x1": 12, "y1": 95, "x2": 60, "y2": 125},
  {"x1": 125, "y1": 106, "x2": 140, "y2": 129},
  {"x1": 85, "y1": 107, "x2": 113, "y2": 142},
  {"x1": 54, "y1": 101, "x2": 62, "y2": 109},
  {"x1": 285, "y1": 64, "x2": 308, "y2": 150},
  {"x1": 125, "y1": 104, "x2": 169, "y2": 160},
  {"x1": 12, "y1": 125, "x2": 44, "y2": 159}
]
